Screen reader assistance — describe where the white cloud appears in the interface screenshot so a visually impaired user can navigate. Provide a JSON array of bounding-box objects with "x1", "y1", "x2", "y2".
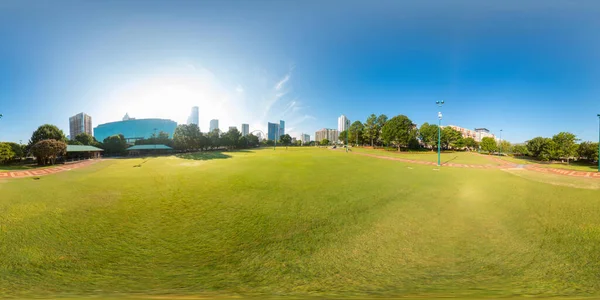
[{"x1": 275, "y1": 74, "x2": 290, "y2": 91}]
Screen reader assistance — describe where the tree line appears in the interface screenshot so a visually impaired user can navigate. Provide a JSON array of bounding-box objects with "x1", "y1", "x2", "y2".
[
  {"x1": 338, "y1": 113, "x2": 480, "y2": 151},
  {"x1": 337, "y1": 113, "x2": 598, "y2": 163},
  {"x1": 513, "y1": 133, "x2": 598, "y2": 163}
]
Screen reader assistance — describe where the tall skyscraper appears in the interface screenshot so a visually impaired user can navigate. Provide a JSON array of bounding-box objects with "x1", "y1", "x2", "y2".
[
  {"x1": 338, "y1": 115, "x2": 350, "y2": 132},
  {"x1": 69, "y1": 112, "x2": 92, "y2": 140},
  {"x1": 268, "y1": 122, "x2": 280, "y2": 140},
  {"x1": 187, "y1": 106, "x2": 199, "y2": 126},
  {"x1": 241, "y1": 123, "x2": 249, "y2": 136},
  {"x1": 279, "y1": 120, "x2": 285, "y2": 136},
  {"x1": 209, "y1": 119, "x2": 219, "y2": 132}
]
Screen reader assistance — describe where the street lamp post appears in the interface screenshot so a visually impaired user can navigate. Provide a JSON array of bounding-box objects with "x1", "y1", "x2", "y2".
[
  {"x1": 499, "y1": 129, "x2": 503, "y2": 156},
  {"x1": 345, "y1": 126, "x2": 348, "y2": 153},
  {"x1": 597, "y1": 114, "x2": 600, "y2": 172},
  {"x1": 436, "y1": 100, "x2": 444, "y2": 166}
]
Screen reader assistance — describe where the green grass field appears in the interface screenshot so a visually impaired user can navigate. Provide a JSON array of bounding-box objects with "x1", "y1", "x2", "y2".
[
  {"x1": 499, "y1": 156, "x2": 598, "y2": 171},
  {"x1": 351, "y1": 147, "x2": 502, "y2": 165},
  {"x1": 2, "y1": 148, "x2": 600, "y2": 299}
]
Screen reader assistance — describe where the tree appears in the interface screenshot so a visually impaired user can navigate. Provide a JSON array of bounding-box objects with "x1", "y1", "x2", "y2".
[
  {"x1": 539, "y1": 139, "x2": 557, "y2": 161},
  {"x1": 173, "y1": 124, "x2": 201, "y2": 151},
  {"x1": 246, "y1": 134, "x2": 259, "y2": 147},
  {"x1": 74, "y1": 133, "x2": 95, "y2": 145},
  {"x1": 67, "y1": 140, "x2": 83, "y2": 145},
  {"x1": 577, "y1": 141, "x2": 599, "y2": 162},
  {"x1": 320, "y1": 138, "x2": 330, "y2": 146},
  {"x1": 349, "y1": 121, "x2": 365, "y2": 146},
  {"x1": 441, "y1": 127, "x2": 461, "y2": 149},
  {"x1": 381, "y1": 115, "x2": 417, "y2": 151},
  {"x1": 102, "y1": 134, "x2": 127, "y2": 156},
  {"x1": 338, "y1": 130, "x2": 349, "y2": 145},
  {"x1": 208, "y1": 129, "x2": 221, "y2": 150},
  {"x1": 480, "y1": 137, "x2": 497, "y2": 154},
  {"x1": 0, "y1": 143, "x2": 15, "y2": 163},
  {"x1": 419, "y1": 122, "x2": 439, "y2": 150},
  {"x1": 499, "y1": 140, "x2": 512, "y2": 154},
  {"x1": 31, "y1": 139, "x2": 67, "y2": 165},
  {"x1": 375, "y1": 114, "x2": 388, "y2": 146},
  {"x1": 279, "y1": 134, "x2": 292, "y2": 148},
  {"x1": 222, "y1": 127, "x2": 241, "y2": 150},
  {"x1": 512, "y1": 144, "x2": 529, "y2": 156},
  {"x1": 552, "y1": 132, "x2": 578, "y2": 163},
  {"x1": 463, "y1": 137, "x2": 478, "y2": 151},
  {"x1": 5, "y1": 142, "x2": 24, "y2": 161},
  {"x1": 199, "y1": 133, "x2": 209, "y2": 150},
  {"x1": 526, "y1": 137, "x2": 552, "y2": 158},
  {"x1": 29, "y1": 124, "x2": 67, "y2": 147},
  {"x1": 364, "y1": 114, "x2": 378, "y2": 147},
  {"x1": 453, "y1": 136, "x2": 466, "y2": 150}
]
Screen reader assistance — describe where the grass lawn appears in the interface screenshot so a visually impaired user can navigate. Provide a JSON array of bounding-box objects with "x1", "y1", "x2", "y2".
[
  {"x1": 499, "y1": 156, "x2": 598, "y2": 171},
  {"x1": 2, "y1": 148, "x2": 600, "y2": 299},
  {"x1": 0, "y1": 163, "x2": 54, "y2": 172},
  {"x1": 351, "y1": 147, "x2": 502, "y2": 165}
]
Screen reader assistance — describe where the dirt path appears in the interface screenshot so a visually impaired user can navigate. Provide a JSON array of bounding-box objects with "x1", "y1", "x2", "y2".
[
  {"x1": 0, "y1": 160, "x2": 99, "y2": 179},
  {"x1": 353, "y1": 151, "x2": 600, "y2": 178}
]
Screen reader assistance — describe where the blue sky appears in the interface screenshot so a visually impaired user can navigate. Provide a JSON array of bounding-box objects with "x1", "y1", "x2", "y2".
[{"x1": 1, "y1": 0, "x2": 599, "y2": 143}]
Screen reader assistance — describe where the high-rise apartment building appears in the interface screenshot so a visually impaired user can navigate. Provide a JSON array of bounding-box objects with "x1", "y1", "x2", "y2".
[
  {"x1": 279, "y1": 120, "x2": 285, "y2": 136},
  {"x1": 187, "y1": 106, "x2": 199, "y2": 126},
  {"x1": 267, "y1": 122, "x2": 280, "y2": 140},
  {"x1": 241, "y1": 124, "x2": 249, "y2": 136},
  {"x1": 474, "y1": 128, "x2": 496, "y2": 142},
  {"x1": 337, "y1": 115, "x2": 350, "y2": 133},
  {"x1": 209, "y1": 119, "x2": 219, "y2": 132},
  {"x1": 69, "y1": 112, "x2": 93, "y2": 140},
  {"x1": 443, "y1": 125, "x2": 496, "y2": 142},
  {"x1": 315, "y1": 128, "x2": 339, "y2": 144}
]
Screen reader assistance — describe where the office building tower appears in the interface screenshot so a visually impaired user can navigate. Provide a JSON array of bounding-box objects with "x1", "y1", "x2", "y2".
[
  {"x1": 268, "y1": 122, "x2": 280, "y2": 140},
  {"x1": 209, "y1": 119, "x2": 219, "y2": 132},
  {"x1": 279, "y1": 120, "x2": 285, "y2": 136},
  {"x1": 301, "y1": 133, "x2": 310, "y2": 144},
  {"x1": 474, "y1": 128, "x2": 496, "y2": 142},
  {"x1": 69, "y1": 112, "x2": 93, "y2": 140},
  {"x1": 187, "y1": 106, "x2": 199, "y2": 126},
  {"x1": 315, "y1": 128, "x2": 339, "y2": 144},
  {"x1": 241, "y1": 124, "x2": 249, "y2": 136},
  {"x1": 337, "y1": 115, "x2": 350, "y2": 132}
]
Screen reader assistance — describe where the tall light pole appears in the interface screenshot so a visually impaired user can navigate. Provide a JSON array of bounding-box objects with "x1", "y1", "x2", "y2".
[
  {"x1": 345, "y1": 125, "x2": 348, "y2": 153},
  {"x1": 597, "y1": 114, "x2": 600, "y2": 172},
  {"x1": 436, "y1": 100, "x2": 444, "y2": 166},
  {"x1": 499, "y1": 129, "x2": 503, "y2": 156}
]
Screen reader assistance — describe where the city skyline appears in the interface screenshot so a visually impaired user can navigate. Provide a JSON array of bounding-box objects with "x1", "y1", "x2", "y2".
[{"x1": 1, "y1": 1, "x2": 600, "y2": 144}]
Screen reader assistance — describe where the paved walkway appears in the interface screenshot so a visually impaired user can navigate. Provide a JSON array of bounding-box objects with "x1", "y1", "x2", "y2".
[
  {"x1": 0, "y1": 160, "x2": 99, "y2": 179},
  {"x1": 352, "y1": 151, "x2": 600, "y2": 178}
]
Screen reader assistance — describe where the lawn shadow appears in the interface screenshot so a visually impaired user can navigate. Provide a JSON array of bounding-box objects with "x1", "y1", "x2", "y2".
[
  {"x1": 442, "y1": 156, "x2": 459, "y2": 165},
  {"x1": 175, "y1": 151, "x2": 232, "y2": 161}
]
